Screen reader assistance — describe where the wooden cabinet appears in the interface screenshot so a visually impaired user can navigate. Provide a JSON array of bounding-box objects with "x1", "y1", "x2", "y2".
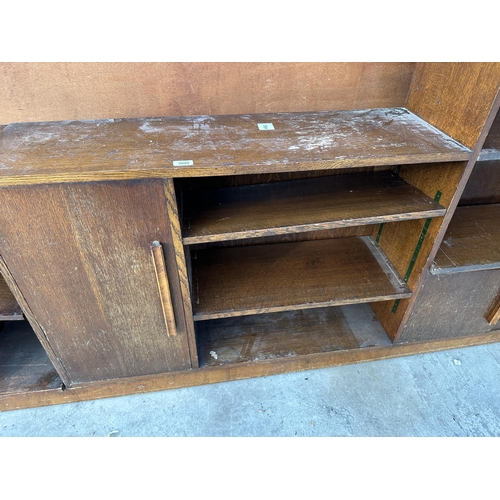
[{"x1": 0, "y1": 62, "x2": 499, "y2": 410}]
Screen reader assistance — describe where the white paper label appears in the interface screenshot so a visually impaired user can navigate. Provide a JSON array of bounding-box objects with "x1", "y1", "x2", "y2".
[
  {"x1": 258, "y1": 123, "x2": 275, "y2": 130},
  {"x1": 173, "y1": 160, "x2": 194, "y2": 167}
]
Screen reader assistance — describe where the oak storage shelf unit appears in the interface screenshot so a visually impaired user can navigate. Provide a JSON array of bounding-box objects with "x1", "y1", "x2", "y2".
[{"x1": 0, "y1": 62, "x2": 499, "y2": 411}]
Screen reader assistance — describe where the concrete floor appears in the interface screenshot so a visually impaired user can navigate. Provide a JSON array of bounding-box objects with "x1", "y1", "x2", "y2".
[{"x1": 1, "y1": 341, "x2": 500, "y2": 437}]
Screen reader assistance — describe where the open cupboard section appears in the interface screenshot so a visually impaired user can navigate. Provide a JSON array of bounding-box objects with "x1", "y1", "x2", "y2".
[
  {"x1": 0, "y1": 63, "x2": 499, "y2": 410},
  {"x1": 401, "y1": 108, "x2": 500, "y2": 342}
]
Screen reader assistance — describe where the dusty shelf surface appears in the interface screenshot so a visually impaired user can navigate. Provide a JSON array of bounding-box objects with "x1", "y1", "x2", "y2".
[
  {"x1": 182, "y1": 171, "x2": 447, "y2": 244},
  {"x1": 0, "y1": 108, "x2": 470, "y2": 185},
  {"x1": 191, "y1": 236, "x2": 411, "y2": 320},
  {"x1": 196, "y1": 303, "x2": 393, "y2": 367}
]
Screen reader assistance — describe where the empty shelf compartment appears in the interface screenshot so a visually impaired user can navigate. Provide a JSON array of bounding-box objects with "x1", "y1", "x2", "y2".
[{"x1": 191, "y1": 236, "x2": 411, "y2": 320}]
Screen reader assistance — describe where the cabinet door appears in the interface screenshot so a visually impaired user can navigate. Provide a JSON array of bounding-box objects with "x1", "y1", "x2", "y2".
[{"x1": 0, "y1": 179, "x2": 193, "y2": 384}]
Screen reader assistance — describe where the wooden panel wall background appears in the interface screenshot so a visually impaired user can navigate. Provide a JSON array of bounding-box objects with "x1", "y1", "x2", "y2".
[{"x1": 0, "y1": 63, "x2": 416, "y2": 125}]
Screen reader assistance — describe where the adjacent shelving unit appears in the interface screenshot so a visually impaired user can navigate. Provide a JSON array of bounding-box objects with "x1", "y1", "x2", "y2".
[
  {"x1": 401, "y1": 106, "x2": 500, "y2": 342},
  {"x1": 431, "y1": 204, "x2": 500, "y2": 274}
]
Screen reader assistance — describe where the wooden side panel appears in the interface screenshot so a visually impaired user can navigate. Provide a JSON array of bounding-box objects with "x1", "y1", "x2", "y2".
[
  {"x1": 0, "y1": 63, "x2": 416, "y2": 124},
  {"x1": 407, "y1": 63, "x2": 500, "y2": 149},
  {"x1": 400, "y1": 270, "x2": 500, "y2": 342},
  {"x1": 0, "y1": 180, "x2": 192, "y2": 384}
]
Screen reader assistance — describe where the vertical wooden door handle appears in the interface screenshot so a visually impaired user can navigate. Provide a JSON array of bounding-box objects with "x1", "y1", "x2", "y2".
[
  {"x1": 151, "y1": 241, "x2": 177, "y2": 337},
  {"x1": 487, "y1": 298, "x2": 500, "y2": 327}
]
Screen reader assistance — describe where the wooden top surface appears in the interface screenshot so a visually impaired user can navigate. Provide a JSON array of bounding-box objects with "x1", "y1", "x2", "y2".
[
  {"x1": 0, "y1": 108, "x2": 470, "y2": 186},
  {"x1": 432, "y1": 204, "x2": 500, "y2": 274}
]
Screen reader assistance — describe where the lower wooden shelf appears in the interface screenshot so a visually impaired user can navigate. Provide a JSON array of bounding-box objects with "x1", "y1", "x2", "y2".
[
  {"x1": 0, "y1": 321, "x2": 62, "y2": 395},
  {"x1": 191, "y1": 236, "x2": 411, "y2": 321},
  {"x1": 196, "y1": 303, "x2": 392, "y2": 367}
]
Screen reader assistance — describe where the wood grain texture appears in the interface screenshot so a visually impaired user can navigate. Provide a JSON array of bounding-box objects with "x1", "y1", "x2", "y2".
[
  {"x1": 187, "y1": 226, "x2": 377, "y2": 253},
  {"x1": 0, "y1": 180, "x2": 192, "y2": 384},
  {"x1": 164, "y1": 179, "x2": 199, "y2": 368},
  {"x1": 400, "y1": 269, "x2": 500, "y2": 342},
  {"x1": 182, "y1": 171, "x2": 446, "y2": 244},
  {"x1": 0, "y1": 63, "x2": 416, "y2": 124},
  {"x1": 4, "y1": 315, "x2": 500, "y2": 412},
  {"x1": 459, "y1": 161, "x2": 500, "y2": 206},
  {"x1": 407, "y1": 63, "x2": 500, "y2": 149},
  {"x1": 196, "y1": 305, "x2": 391, "y2": 367},
  {"x1": 191, "y1": 236, "x2": 411, "y2": 321},
  {"x1": 0, "y1": 108, "x2": 471, "y2": 187},
  {"x1": 0, "y1": 273, "x2": 23, "y2": 320},
  {"x1": 0, "y1": 321, "x2": 62, "y2": 394},
  {"x1": 432, "y1": 204, "x2": 500, "y2": 274}
]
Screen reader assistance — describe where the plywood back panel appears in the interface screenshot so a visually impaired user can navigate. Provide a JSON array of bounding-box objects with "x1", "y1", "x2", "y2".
[{"x1": 0, "y1": 63, "x2": 416, "y2": 124}]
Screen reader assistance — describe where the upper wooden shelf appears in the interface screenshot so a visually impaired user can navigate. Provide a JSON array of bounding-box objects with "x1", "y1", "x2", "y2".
[
  {"x1": 191, "y1": 236, "x2": 411, "y2": 321},
  {"x1": 182, "y1": 171, "x2": 446, "y2": 244},
  {"x1": 432, "y1": 204, "x2": 500, "y2": 274},
  {"x1": 479, "y1": 111, "x2": 500, "y2": 161},
  {"x1": 0, "y1": 108, "x2": 470, "y2": 186},
  {"x1": 0, "y1": 273, "x2": 23, "y2": 321}
]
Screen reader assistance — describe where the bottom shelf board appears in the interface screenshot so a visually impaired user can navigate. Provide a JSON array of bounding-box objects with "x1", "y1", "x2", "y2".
[
  {"x1": 432, "y1": 204, "x2": 500, "y2": 274},
  {"x1": 0, "y1": 321, "x2": 62, "y2": 395},
  {"x1": 191, "y1": 236, "x2": 411, "y2": 320},
  {"x1": 196, "y1": 303, "x2": 393, "y2": 367}
]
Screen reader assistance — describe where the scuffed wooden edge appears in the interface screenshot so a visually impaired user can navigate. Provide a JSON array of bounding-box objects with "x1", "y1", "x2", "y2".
[{"x1": 163, "y1": 179, "x2": 199, "y2": 368}]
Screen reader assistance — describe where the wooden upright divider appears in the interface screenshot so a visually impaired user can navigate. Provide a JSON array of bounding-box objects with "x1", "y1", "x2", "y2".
[
  {"x1": 372, "y1": 63, "x2": 500, "y2": 342},
  {"x1": 0, "y1": 62, "x2": 499, "y2": 411}
]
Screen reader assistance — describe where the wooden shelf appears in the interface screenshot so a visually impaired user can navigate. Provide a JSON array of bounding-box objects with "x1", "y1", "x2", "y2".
[
  {"x1": 197, "y1": 303, "x2": 393, "y2": 367},
  {"x1": 432, "y1": 204, "x2": 500, "y2": 274},
  {"x1": 191, "y1": 236, "x2": 411, "y2": 321},
  {"x1": 0, "y1": 273, "x2": 23, "y2": 321},
  {"x1": 479, "y1": 112, "x2": 500, "y2": 161},
  {"x1": 0, "y1": 321, "x2": 62, "y2": 396},
  {"x1": 182, "y1": 171, "x2": 446, "y2": 244},
  {"x1": 0, "y1": 107, "x2": 470, "y2": 186}
]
